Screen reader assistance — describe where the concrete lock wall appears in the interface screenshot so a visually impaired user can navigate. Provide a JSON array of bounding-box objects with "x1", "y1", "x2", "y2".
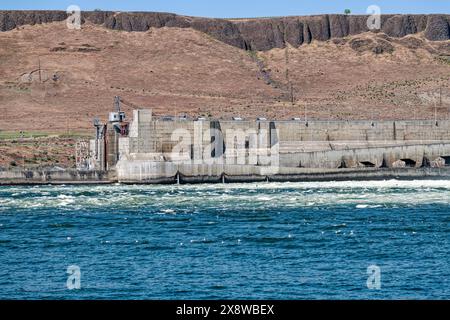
[
  {"x1": 106, "y1": 110, "x2": 450, "y2": 182},
  {"x1": 0, "y1": 169, "x2": 110, "y2": 185}
]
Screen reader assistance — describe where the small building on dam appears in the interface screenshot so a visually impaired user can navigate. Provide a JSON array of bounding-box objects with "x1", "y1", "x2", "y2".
[{"x1": 89, "y1": 102, "x2": 450, "y2": 183}]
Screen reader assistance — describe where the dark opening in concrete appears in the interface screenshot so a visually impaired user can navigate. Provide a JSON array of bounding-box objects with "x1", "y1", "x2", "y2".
[
  {"x1": 401, "y1": 159, "x2": 416, "y2": 167},
  {"x1": 360, "y1": 161, "x2": 376, "y2": 168},
  {"x1": 421, "y1": 156, "x2": 431, "y2": 167},
  {"x1": 441, "y1": 156, "x2": 450, "y2": 166},
  {"x1": 338, "y1": 160, "x2": 347, "y2": 169}
]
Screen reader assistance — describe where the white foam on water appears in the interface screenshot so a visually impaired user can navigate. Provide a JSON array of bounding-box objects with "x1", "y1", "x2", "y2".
[
  {"x1": 1, "y1": 179, "x2": 450, "y2": 211},
  {"x1": 256, "y1": 196, "x2": 272, "y2": 201}
]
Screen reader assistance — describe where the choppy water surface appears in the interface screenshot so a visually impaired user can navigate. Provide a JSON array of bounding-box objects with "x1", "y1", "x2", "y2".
[{"x1": 0, "y1": 180, "x2": 449, "y2": 299}]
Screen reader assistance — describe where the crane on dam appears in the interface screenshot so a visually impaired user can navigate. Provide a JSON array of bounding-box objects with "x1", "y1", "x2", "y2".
[{"x1": 110, "y1": 96, "x2": 139, "y2": 136}]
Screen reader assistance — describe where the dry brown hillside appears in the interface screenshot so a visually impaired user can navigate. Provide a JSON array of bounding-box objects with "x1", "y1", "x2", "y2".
[{"x1": 0, "y1": 20, "x2": 449, "y2": 133}]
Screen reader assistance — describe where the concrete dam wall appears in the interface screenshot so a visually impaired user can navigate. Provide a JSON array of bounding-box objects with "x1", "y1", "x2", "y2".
[
  {"x1": 2, "y1": 109, "x2": 450, "y2": 185},
  {"x1": 86, "y1": 109, "x2": 450, "y2": 184}
]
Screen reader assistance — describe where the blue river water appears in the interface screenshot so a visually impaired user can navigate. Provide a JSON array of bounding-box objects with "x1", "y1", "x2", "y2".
[{"x1": 0, "y1": 180, "x2": 449, "y2": 300}]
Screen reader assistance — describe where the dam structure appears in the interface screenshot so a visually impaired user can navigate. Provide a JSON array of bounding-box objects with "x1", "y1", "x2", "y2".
[{"x1": 88, "y1": 103, "x2": 450, "y2": 184}]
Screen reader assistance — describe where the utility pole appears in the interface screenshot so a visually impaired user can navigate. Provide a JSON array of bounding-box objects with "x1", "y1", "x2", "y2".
[
  {"x1": 434, "y1": 101, "x2": 437, "y2": 123},
  {"x1": 284, "y1": 33, "x2": 293, "y2": 106},
  {"x1": 304, "y1": 102, "x2": 308, "y2": 123},
  {"x1": 414, "y1": 92, "x2": 418, "y2": 121},
  {"x1": 290, "y1": 83, "x2": 294, "y2": 105},
  {"x1": 38, "y1": 56, "x2": 42, "y2": 83}
]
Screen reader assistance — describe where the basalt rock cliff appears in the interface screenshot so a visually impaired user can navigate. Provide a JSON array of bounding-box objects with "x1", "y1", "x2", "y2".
[{"x1": 0, "y1": 11, "x2": 449, "y2": 51}]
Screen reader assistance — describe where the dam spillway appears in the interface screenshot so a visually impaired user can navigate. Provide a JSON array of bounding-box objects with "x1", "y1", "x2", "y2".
[{"x1": 85, "y1": 108, "x2": 450, "y2": 184}]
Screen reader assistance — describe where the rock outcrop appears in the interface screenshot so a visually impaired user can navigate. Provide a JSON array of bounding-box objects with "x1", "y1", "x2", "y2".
[
  {"x1": 0, "y1": 11, "x2": 449, "y2": 51},
  {"x1": 424, "y1": 15, "x2": 450, "y2": 41},
  {"x1": 348, "y1": 37, "x2": 395, "y2": 54}
]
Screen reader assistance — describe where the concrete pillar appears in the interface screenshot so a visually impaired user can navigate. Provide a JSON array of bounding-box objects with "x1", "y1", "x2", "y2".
[{"x1": 106, "y1": 125, "x2": 119, "y2": 170}]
